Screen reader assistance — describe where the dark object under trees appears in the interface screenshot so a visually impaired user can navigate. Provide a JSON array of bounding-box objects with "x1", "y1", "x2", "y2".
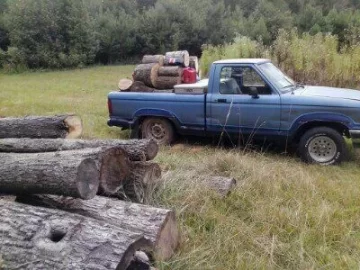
[
  {"x1": 0, "y1": 200, "x2": 152, "y2": 270},
  {"x1": 0, "y1": 115, "x2": 82, "y2": 139},
  {"x1": 16, "y1": 195, "x2": 179, "y2": 260},
  {"x1": 0, "y1": 138, "x2": 159, "y2": 161}
]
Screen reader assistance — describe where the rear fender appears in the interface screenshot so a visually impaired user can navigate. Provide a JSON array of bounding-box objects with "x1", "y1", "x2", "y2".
[{"x1": 132, "y1": 109, "x2": 181, "y2": 130}]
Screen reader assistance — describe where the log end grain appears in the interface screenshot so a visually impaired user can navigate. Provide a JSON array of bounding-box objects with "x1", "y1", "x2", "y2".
[
  {"x1": 155, "y1": 211, "x2": 179, "y2": 260},
  {"x1": 119, "y1": 78, "x2": 133, "y2": 91},
  {"x1": 64, "y1": 115, "x2": 83, "y2": 139},
  {"x1": 77, "y1": 158, "x2": 100, "y2": 200}
]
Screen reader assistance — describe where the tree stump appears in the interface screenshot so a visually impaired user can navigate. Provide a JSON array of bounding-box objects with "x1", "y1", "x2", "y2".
[
  {"x1": 0, "y1": 138, "x2": 159, "y2": 161},
  {"x1": 0, "y1": 115, "x2": 82, "y2": 139},
  {"x1": 16, "y1": 195, "x2": 179, "y2": 260},
  {"x1": 0, "y1": 200, "x2": 152, "y2": 270}
]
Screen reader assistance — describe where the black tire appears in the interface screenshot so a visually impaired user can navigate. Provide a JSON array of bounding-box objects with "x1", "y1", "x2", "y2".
[
  {"x1": 141, "y1": 117, "x2": 175, "y2": 145},
  {"x1": 298, "y1": 127, "x2": 347, "y2": 165}
]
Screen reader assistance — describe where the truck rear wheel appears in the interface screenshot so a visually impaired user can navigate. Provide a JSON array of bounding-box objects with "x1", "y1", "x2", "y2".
[
  {"x1": 298, "y1": 127, "x2": 347, "y2": 165},
  {"x1": 141, "y1": 117, "x2": 175, "y2": 145}
]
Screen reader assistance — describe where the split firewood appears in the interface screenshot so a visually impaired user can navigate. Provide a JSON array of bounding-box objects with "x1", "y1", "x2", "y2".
[
  {"x1": 204, "y1": 176, "x2": 237, "y2": 197},
  {"x1": 119, "y1": 161, "x2": 162, "y2": 204},
  {"x1": 119, "y1": 78, "x2": 133, "y2": 91},
  {"x1": 0, "y1": 200, "x2": 152, "y2": 270},
  {"x1": 0, "y1": 115, "x2": 82, "y2": 139},
  {"x1": 0, "y1": 147, "x2": 129, "y2": 198},
  {"x1": 0, "y1": 138, "x2": 159, "y2": 161},
  {"x1": 133, "y1": 63, "x2": 160, "y2": 88},
  {"x1": 164, "y1": 51, "x2": 190, "y2": 67},
  {"x1": 16, "y1": 195, "x2": 179, "y2": 260},
  {"x1": 142, "y1": 55, "x2": 165, "y2": 66}
]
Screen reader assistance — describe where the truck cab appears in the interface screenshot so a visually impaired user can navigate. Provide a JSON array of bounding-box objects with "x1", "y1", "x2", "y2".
[{"x1": 108, "y1": 59, "x2": 360, "y2": 165}]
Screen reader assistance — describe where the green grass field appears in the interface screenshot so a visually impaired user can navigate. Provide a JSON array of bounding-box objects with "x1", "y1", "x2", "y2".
[{"x1": 1, "y1": 66, "x2": 360, "y2": 270}]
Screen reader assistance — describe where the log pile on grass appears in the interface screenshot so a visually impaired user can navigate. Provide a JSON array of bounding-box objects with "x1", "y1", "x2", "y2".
[{"x1": 0, "y1": 114, "x2": 179, "y2": 269}]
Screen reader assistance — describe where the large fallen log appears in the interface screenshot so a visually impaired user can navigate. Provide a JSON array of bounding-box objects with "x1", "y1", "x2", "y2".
[
  {"x1": 130, "y1": 81, "x2": 156, "y2": 92},
  {"x1": 158, "y1": 66, "x2": 183, "y2": 77},
  {"x1": 0, "y1": 138, "x2": 159, "y2": 161},
  {"x1": 142, "y1": 55, "x2": 164, "y2": 65},
  {"x1": 153, "y1": 76, "x2": 182, "y2": 90},
  {"x1": 0, "y1": 115, "x2": 82, "y2": 139},
  {"x1": 164, "y1": 51, "x2": 190, "y2": 67},
  {"x1": 0, "y1": 147, "x2": 129, "y2": 198},
  {"x1": 133, "y1": 63, "x2": 160, "y2": 88},
  {"x1": 119, "y1": 161, "x2": 162, "y2": 204},
  {"x1": 16, "y1": 195, "x2": 179, "y2": 260},
  {"x1": 0, "y1": 200, "x2": 152, "y2": 270}
]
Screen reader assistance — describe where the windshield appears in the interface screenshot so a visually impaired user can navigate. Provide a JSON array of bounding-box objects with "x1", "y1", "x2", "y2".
[{"x1": 258, "y1": 62, "x2": 296, "y2": 93}]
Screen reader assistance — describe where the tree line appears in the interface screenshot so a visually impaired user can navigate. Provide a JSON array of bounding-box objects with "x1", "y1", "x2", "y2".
[{"x1": 1, "y1": 0, "x2": 360, "y2": 70}]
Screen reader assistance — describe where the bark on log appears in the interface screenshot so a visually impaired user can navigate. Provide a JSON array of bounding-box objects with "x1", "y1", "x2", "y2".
[
  {"x1": 204, "y1": 176, "x2": 237, "y2": 197},
  {"x1": 130, "y1": 81, "x2": 155, "y2": 93},
  {"x1": 0, "y1": 147, "x2": 129, "y2": 198},
  {"x1": 0, "y1": 115, "x2": 82, "y2": 139},
  {"x1": 133, "y1": 64, "x2": 160, "y2": 88},
  {"x1": 158, "y1": 66, "x2": 183, "y2": 77},
  {"x1": 164, "y1": 51, "x2": 190, "y2": 67},
  {"x1": 119, "y1": 78, "x2": 133, "y2": 91},
  {"x1": 0, "y1": 138, "x2": 159, "y2": 161},
  {"x1": 119, "y1": 162, "x2": 162, "y2": 204},
  {"x1": 189, "y1": 56, "x2": 199, "y2": 73},
  {"x1": 0, "y1": 200, "x2": 152, "y2": 270},
  {"x1": 141, "y1": 55, "x2": 164, "y2": 66},
  {"x1": 16, "y1": 195, "x2": 179, "y2": 260},
  {"x1": 153, "y1": 76, "x2": 182, "y2": 90}
]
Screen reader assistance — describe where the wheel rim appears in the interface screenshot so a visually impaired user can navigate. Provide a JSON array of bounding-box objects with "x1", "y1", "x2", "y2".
[
  {"x1": 308, "y1": 136, "x2": 337, "y2": 163},
  {"x1": 149, "y1": 122, "x2": 166, "y2": 141}
]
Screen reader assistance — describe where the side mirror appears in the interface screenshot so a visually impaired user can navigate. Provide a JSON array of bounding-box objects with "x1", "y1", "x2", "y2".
[{"x1": 249, "y1": 87, "x2": 259, "y2": 99}]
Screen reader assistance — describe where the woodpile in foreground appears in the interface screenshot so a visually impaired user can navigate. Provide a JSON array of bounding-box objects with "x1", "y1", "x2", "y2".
[
  {"x1": 119, "y1": 50, "x2": 200, "y2": 92},
  {"x1": 0, "y1": 114, "x2": 178, "y2": 269}
]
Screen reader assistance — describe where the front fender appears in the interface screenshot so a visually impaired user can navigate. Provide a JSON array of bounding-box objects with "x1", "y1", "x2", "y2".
[{"x1": 288, "y1": 112, "x2": 354, "y2": 136}]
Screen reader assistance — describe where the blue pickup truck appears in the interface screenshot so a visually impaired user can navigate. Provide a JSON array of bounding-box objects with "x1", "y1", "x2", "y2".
[{"x1": 108, "y1": 59, "x2": 360, "y2": 165}]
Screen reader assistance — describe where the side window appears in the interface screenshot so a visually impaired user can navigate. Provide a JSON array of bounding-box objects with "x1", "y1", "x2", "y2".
[{"x1": 219, "y1": 66, "x2": 272, "y2": 95}]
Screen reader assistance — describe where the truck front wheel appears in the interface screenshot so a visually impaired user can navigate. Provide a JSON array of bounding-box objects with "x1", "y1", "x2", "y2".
[
  {"x1": 141, "y1": 118, "x2": 175, "y2": 145},
  {"x1": 298, "y1": 127, "x2": 347, "y2": 165}
]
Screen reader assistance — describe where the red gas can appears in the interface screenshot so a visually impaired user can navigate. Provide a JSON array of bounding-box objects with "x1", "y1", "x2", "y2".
[{"x1": 182, "y1": 68, "x2": 197, "y2": 84}]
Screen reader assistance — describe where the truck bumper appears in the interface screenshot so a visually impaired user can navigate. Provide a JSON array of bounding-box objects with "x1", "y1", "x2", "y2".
[
  {"x1": 107, "y1": 117, "x2": 134, "y2": 129},
  {"x1": 350, "y1": 130, "x2": 360, "y2": 148}
]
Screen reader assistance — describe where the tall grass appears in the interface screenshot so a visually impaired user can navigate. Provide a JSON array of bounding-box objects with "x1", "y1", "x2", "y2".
[{"x1": 201, "y1": 29, "x2": 360, "y2": 89}]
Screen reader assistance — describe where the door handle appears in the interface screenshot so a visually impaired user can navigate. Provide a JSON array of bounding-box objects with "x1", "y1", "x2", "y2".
[{"x1": 216, "y1": 99, "x2": 227, "y2": 103}]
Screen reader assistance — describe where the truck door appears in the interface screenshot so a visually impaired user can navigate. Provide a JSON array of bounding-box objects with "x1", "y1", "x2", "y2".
[{"x1": 207, "y1": 64, "x2": 281, "y2": 138}]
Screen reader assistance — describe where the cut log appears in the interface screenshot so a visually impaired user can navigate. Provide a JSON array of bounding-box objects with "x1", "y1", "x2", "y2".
[
  {"x1": 0, "y1": 138, "x2": 159, "y2": 161},
  {"x1": 153, "y1": 76, "x2": 182, "y2": 90},
  {"x1": 0, "y1": 147, "x2": 129, "y2": 198},
  {"x1": 119, "y1": 78, "x2": 133, "y2": 91},
  {"x1": 164, "y1": 51, "x2": 190, "y2": 67},
  {"x1": 158, "y1": 66, "x2": 183, "y2": 77},
  {"x1": 204, "y1": 176, "x2": 237, "y2": 197},
  {"x1": 0, "y1": 115, "x2": 82, "y2": 139},
  {"x1": 16, "y1": 195, "x2": 179, "y2": 260},
  {"x1": 142, "y1": 55, "x2": 164, "y2": 65},
  {"x1": 130, "y1": 81, "x2": 156, "y2": 93},
  {"x1": 133, "y1": 63, "x2": 160, "y2": 88},
  {"x1": 119, "y1": 162, "x2": 162, "y2": 204},
  {"x1": 189, "y1": 56, "x2": 199, "y2": 73},
  {"x1": 0, "y1": 200, "x2": 152, "y2": 270}
]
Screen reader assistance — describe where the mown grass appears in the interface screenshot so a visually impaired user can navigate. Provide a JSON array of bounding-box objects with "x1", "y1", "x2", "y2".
[{"x1": 1, "y1": 66, "x2": 360, "y2": 269}]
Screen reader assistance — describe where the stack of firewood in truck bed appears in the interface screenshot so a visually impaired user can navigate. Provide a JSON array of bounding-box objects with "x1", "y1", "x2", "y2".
[
  {"x1": 0, "y1": 115, "x2": 178, "y2": 270},
  {"x1": 118, "y1": 50, "x2": 200, "y2": 92}
]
